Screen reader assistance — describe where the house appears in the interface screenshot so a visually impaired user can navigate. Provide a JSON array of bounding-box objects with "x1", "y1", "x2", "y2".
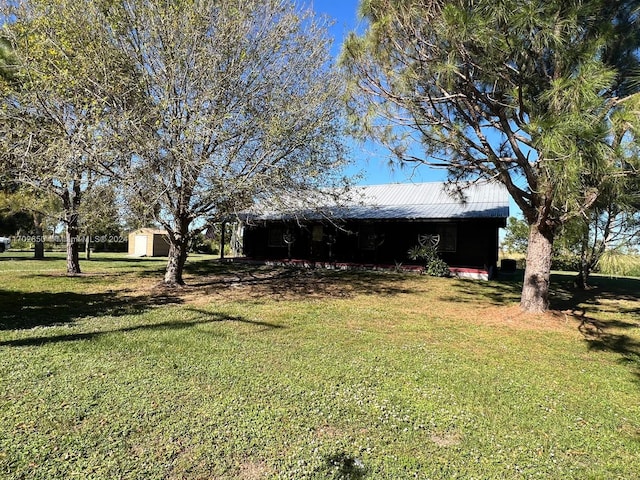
[
  {"x1": 127, "y1": 228, "x2": 170, "y2": 257},
  {"x1": 238, "y1": 182, "x2": 509, "y2": 277}
]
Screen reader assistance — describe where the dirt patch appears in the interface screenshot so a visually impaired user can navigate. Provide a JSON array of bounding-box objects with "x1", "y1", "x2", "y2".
[
  {"x1": 315, "y1": 424, "x2": 342, "y2": 439},
  {"x1": 476, "y1": 305, "x2": 583, "y2": 333},
  {"x1": 430, "y1": 432, "x2": 462, "y2": 447},
  {"x1": 238, "y1": 459, "x2": 270, "y2": 480}
]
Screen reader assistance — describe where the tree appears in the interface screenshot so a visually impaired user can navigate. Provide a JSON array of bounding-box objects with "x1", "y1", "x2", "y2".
[
  {"x1": 557, "y1": 202, "x2": 640, "y2": 288},
  {"x1": 79, "y1": 183, "x2": 126, "y2": 258},
  {"x1": 0, "y1": 186, "x2": 62, "y2": 258},
  {"x1": 0, "y1": 37, "x2": 19, "y2": 92},
  {"x1": 103, "y1": 0, "x2": 349, "y2": 285},
  {"x1": 502, "y1": 205, "x2": 640, "y2": 286},
  {"x1": 342, "y1": 0, "x2": 640, "y2": 312},
  {"x1": 0, "y1": 0, "x2": 137, "y2": 273},
  {"x1": 0, "y1": 191, "x2": 33, "y2": 236},
  {"x1": 502, "y1": 217, "x2": 529, "y2": 255}
]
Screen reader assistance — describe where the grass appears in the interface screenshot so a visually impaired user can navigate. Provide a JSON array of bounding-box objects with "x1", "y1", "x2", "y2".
[{"x1": 1, "y1": 252, "x2": 639, "y2": 479}]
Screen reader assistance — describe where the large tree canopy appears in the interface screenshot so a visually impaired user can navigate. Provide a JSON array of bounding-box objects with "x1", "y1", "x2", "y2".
[
  {"x1": 1, "y1": 0, "x2": 349, "y2": 283},
  {"x1": 103, "y1": 0, "x2": 350, "y2": 285},
  {"x1": 343, "y1": 0, "x2": 640, "y2": 312}
]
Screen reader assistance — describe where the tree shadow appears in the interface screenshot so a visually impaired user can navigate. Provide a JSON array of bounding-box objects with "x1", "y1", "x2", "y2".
[
  {"x1": 574, "y1": 312, "x2": 640, "y2": 385},
  {"x1": 84, "y1": 255, "x2": 168, "y2": 263},
  {"x1": 437, "y1": 277, "x2": 523, "y2": 306},
  {"x1": 550, "y1": 273, "x2": 640, "y2": 310},
  {"x1": 1, "y1": 263, "x2": 418, "y2": 333},
  {"x1": 435, "y1": 271, "x2": 640, "y2": 385},
  {"x1": 437, "y1": 271, "x2": 640, "y2": 310},
  {"x1": 319, "y1": 452, "x2": 368, "y2": 479},
  {"x1": 185, "y1": 307, "x2": 284, "y2": 331},
  {"x1": 0, "y1": 288, "x2": 183, "y2": 331},
  {"x1": 187, "y1": 266, "x2": 418, "y2": 300},
  {"x1": 184, "y1": 257, "x2": 245, "y2": 276},
  {"x1": 0, "y1": 310, "x2": 281, "y2": 348},
  {"x1": 0, "y1": 255, "x2": 63, "y2": 262},
  {"x1": 544, "y1": 274, "x2": 640, "y2": 386}
]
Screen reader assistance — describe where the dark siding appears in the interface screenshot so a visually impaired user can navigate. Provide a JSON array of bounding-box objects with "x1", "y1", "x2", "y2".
[{"x1": 243, "y1": 218, "x2": 503, "y2": 269}]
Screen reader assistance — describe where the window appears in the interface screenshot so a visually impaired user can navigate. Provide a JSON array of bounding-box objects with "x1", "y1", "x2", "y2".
[
  {"x1": 360, "y1": 226, "x2": 384, "y2": 251},
  {"x1": 418, "y1": 224, "x2": 457, "y2": 252},
  {"x1": 268, "y1": 227, "x2": 285, "y2": 247},
  {"x1": 437, "y1": 224, "x2": 457, "y2": 252}
]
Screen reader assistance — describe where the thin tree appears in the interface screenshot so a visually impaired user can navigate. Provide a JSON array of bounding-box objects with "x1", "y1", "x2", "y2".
[
  {"x1": 502, "y1": 217, "x2": 530, "y2": 256},
  {"x1": 102, "y1": 0, "x2": 349, "y2": 285},
  {"x1": 79, "y1": 183, "x2": 125, "y2": 259},
  {"x1": 560, "y1": 202, "x2": 640, "y2": 289},
  {"x1": 342, "y1": 0, "x2": 640, "y2": 312},
  {"x1": 0, "y1": 0, "x2": 138, "y2": 274}
]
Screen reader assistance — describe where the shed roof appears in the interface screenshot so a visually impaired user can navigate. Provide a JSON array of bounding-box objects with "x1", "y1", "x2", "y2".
[
  {"x1": 248, "y1": 181, "x2": 509, "y2": 222},
  {"x1": 130, "y1": 228, "x2": 168, "y2": 235}
]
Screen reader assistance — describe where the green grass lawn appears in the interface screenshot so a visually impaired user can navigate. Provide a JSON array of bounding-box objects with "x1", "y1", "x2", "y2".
[{"x1": 1, "y1": 252, "x2": 639, "y2": 479}]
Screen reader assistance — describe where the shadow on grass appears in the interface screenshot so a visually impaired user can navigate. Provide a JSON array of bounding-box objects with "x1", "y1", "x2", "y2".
[
  {"x1": 550, "y1": 273, "x2": 640, "y2": 309},
  {"x1": 554, "y1": 275, "x2": 640, "y2": 385},
  {"x1": 438, "y1": 271, "x2": 640, "y2": 310},
  {"x1": 437, "y1": 275, "x2": 524, "y2": 306},
  {"x1": 185, "y1": 307, "x2": 284, "y2": 331},
  {"x1": 0, "y1": 253, "x2": 163, "y2": 263},
  {"x1": 439, "y1": 271, "x2": 640, "y2": 385},
  {"x1": 1, "y1": 262, "x2": 415, "y2": 334},
  {"x1": 550, "y1": 274, "x2": 640, "y2": 383},
  {"x1": 0, "y1": 288, "x2": 184, "y2": 331},
  {"x1": 575, "y1": 313, "x2": 640, "y2": 386},
  {"x1": 0, "y1": 255, "x2": 63, "y2": 262},
  {"x1": 320, "y1": 452, "x2": 368, "y2": 479},
  {"x1": 188, "y1": 266, "x2": 417, "y2": 299},
  {"x1": 0, "y1": 310, "x2": 281, "y2": 347}
]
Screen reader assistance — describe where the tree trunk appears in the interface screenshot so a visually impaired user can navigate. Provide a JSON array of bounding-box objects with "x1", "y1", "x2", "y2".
[
  {"x1": 575, "y1": 244, "x2": 592, "y2": 289},
  {"x1": 220, "y1": 221, "x2": 226, "y2": 260},
  {"x1": 164, "y1": 214, "x2": 191, "y2": 285},
  {"x1": 520, "y1": 224, "x2": 555, "y2": 313},
  {"x1": 575, "y1": 221, "x2": 591, "y2": 290},
  {"x1": 575, "y1": 268, "x2": 590, "y2": 290},
  {"x1": 66, "y1": 217, "x2": 81, "y2": 274},
  {"x1": 576, "y1": 208, "x2": 615, "y2": 290},
  {"x1": 85, "y1": 233, "x2": 91, "y2": 261},
  {"x1": 164, "y1": 240, "x2": 188, "y2": 285},
  {"x1": 62, "y1": 181, "x2": 82, "y2": 275},
  {"x1": 33, "y1": 212, "x2": 45, "y2": 260}
]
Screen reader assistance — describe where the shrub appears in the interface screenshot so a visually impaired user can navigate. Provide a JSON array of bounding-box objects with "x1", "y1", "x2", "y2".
[
  {"x1": 551, "y1": 250, "x2": 580, "y2": 272},
  {"x1": 190, "y1": 233, "x2": 219, "y2": 254},
  {"x1": 598, "y1": 251, "x2": 640, "y2": 278},
  {"x1": 407, "y1": 243, "x2": 450, "y2": 277}
]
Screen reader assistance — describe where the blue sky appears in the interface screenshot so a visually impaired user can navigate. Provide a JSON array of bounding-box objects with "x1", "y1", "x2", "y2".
[
  {"x1": 307, "y1": 1, "x2": 519, "y2": 222},
  {"x1": 307, "y1": 0, "x2": 449, "y2": 186}
]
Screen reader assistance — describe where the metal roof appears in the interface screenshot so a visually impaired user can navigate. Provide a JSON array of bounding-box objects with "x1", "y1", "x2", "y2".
[
  {"x1": 345, "y1": 182, "x2": 509, "y2": 220},
  {"x1": 248, "y1": 181, "x2": 510, "y2": 221}
]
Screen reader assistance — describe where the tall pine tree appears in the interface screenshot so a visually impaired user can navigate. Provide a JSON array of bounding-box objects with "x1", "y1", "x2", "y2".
[{"x1": 343, "y1": 0, "x2": 640, "y2": 312}]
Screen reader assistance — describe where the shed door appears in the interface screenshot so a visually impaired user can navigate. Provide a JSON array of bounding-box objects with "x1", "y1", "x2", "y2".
[{"x1": 134, "y1": 235, "x2": 148, "y2": 256}]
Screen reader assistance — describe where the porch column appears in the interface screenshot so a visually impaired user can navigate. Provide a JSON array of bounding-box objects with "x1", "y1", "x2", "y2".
[{"x1": 220, "y1": 221, "x2": 226, "y2": 260}]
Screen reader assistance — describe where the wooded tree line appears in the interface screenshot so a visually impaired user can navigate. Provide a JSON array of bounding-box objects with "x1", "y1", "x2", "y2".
[{"x1": 1, "y1": 0, "x2": 639, "y2": 313}]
